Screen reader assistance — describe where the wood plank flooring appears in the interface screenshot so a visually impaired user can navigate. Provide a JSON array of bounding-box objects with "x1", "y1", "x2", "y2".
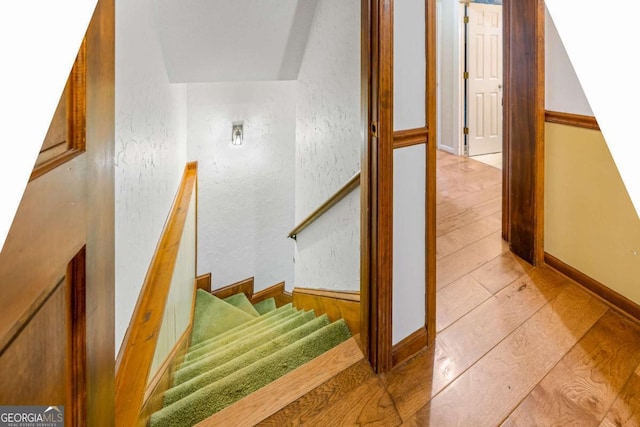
[{"x1": 264, "y1": 150, "x2": 640, "y2": 426}]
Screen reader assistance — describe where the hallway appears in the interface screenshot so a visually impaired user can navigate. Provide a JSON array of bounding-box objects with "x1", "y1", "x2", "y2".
[{"x1": 258, "y1": 150, "x2": 640, "y2": 426}]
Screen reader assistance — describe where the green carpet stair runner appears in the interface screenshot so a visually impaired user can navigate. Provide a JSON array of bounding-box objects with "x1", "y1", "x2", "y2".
[
  {"x1": 149, "y1": 289, "x2": 352, "y2": 427},
  {"x1": 185, "y1": 303, "x2": 295, "y2": 355},
  {"x1": 222, "y1": 293, "x2": 260, "y2": 317},
  {"x1": 183, "y1": 306, "x2": 298, "y2": 364}
]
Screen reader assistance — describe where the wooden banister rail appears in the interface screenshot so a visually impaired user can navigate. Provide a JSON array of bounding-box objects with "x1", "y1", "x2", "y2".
[
  {"x1": 115, "y1": 162, "x2": 197, "y2": 427},
  {"x1": 288, "y1": 171, "x2": 361, "y2": 239}
]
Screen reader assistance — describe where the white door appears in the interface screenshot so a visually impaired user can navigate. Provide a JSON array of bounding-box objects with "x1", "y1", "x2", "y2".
[{"x1": 467, "y1": 3, "x2": 502, "y2": 156}]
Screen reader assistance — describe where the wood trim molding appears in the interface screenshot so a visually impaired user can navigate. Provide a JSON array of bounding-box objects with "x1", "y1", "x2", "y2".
[
  {"x1": 251, "y1": 282, "x2": 293, "y2": 307},
  {"x1": 360, "y1": 0, "x2": 373, "y2": 365},
  {"x1": 545, "y1": 110, "x2": 600, "y2": 130},
  {"x1": 196, "y1": 273, "x2": 212, "y2": 292},
  {"x1": 293, "y1": 287, "x2": 360, "y2": 303},
  {"x1": 370, "y1": 0, "x2": 395, "y2": 374},
  {"x1": 66, "y1": 247, "x2": 87, "y2": 426},
  {"x1": 501, "y1": 0, "x2": 511, "y2": 243},
  {"x1": 292, "y1": 288, "x2": 361, "y2": 336},
  {"x1": 393, "y1": 127, "x2": 428, "y2": 149},
  {"x1": 544, "y1": 253, "x2": 640, "y2": 323},
  {"x1": 503, "y1": 0, "x2": 545, "y2": 266},
  {"x1": 211, "y1": 278, "x2": 292, "y2": 308},
  {"x1": 196, "y1": 337, "x2": 364, "y2": 426},
  {"x1": 211, "y1": 277, "x2": 254, "y2": 300},
  {"x1": 114, "y1": 163, "x2": 197, "y2": 427},
  {"x1": 392, "y1": 326, "x2": 428, "y2": 367},
  {"x1": 425, "y1": 0, "x2": 437, "y2": 347},
  {"x1": 288, "y1": 172, "x2": 360, "y2": 239},
  {"x1": 534, "y1": 0, "x2": 545, "y2": 267}
]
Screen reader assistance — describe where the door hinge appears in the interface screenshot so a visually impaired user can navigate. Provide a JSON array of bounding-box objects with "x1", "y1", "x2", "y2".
[
  {"x1": 463, "y1": 127, "x2": 469, "y2": 135},
  {"x1": 371, "y1": 121, "x2": 378, "y2": 137},
  {"x1": 464, "y1": 16, "x2": 469, "y2": 24},
  {"x1": 463, "y1": 71, "x2": 469, "y2": 80}
]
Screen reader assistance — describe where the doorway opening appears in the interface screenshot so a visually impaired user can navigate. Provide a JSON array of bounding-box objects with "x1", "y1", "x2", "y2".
[
  {"x1": 434, "y1": 0, "x2": 512, "y2": 334},
  {"x1": 464, "y1": 1, "x2": 503, "y2": 167},
  {"x1": 436, "y1": 0, "x2": 503, "y2": 167}
]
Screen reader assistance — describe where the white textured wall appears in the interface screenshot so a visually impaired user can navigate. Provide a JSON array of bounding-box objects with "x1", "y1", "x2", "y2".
[
  {"x1": 545, "y1": 7, "x2": 592, "y2": 115},
  {"x1": 115, "y1": 0, "x2": 188, "y2": 354},
  {"x1": 392, "y1": 145, "x2": 426, "y2": 345},
  {"x1": 150, "y1": 192, "x2": 196, "y2": 378},
  {"x1": 295, "y1": 189, "x2": 360, "y2": 290},
  {"x1": 295, "y1": 0, "x2": 361, "y2": 291},
  {"x1": 188, "y1": 82, "x2": 296, "y2": 293},
  {"x1": 394, "y1": 0, "x2": 426, "y2": 131}
]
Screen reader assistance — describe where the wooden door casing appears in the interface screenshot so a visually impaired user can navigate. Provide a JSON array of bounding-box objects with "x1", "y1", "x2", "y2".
[{"x1": 502, "y1": 0, "x2": 545, "y2": 265}]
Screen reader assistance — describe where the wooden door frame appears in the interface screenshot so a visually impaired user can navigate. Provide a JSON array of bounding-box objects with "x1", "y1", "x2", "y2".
[
  {"x1": 502, "y1": 0, "x2": 545, "y2": 266},
  {"x1": 362, "y1": 0, "x2": 544, "y2": 373},
  {"x1": 360, "y1": 0, "x2": 394, "y2": 374}
]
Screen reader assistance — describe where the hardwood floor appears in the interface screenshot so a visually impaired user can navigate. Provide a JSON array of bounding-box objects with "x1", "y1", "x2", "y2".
[{"x1": 267, "y1": 150, "x2": 640, "y2": 426}]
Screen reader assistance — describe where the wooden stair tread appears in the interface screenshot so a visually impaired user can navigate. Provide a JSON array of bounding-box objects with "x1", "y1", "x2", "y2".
[{"x1": 195, "y1": 336, "x2": 364, "y2": 427}]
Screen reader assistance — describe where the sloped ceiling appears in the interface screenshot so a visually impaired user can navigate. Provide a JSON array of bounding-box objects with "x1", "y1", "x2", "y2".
[{"x1": 153, "y1": 0, "x2": 318, "y2": 83}]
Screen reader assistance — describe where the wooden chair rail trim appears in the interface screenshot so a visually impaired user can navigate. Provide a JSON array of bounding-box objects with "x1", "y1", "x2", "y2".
[
  {"x1": 293, "y1": 287, "x2": 361, "y2": 303},
  {"x1": 288, "y1": 171, "x2": 361, "y2": 239},
  {"x1": 195, "y1": 337, "x2": 364, "y2": 426},
  {"x1": 544, "y1": 253, "x2": 640, "y2": 324},
  {"x1": 393, "y1": 127, "x2": 428, "y2": 149},
  {"x1": 391, "y1": 325, "x2": 428, "y2": 367},
  {"x1": 115, "y1": 162, "x2": 197, "y2": 427},
  {"x1": 544, "y1": 110, "x2": 600, "y2": 131}
]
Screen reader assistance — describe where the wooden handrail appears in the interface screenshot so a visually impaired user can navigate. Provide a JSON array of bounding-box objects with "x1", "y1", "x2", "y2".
[
  {"x1": 288, "y1": 171, "x2": 361, "y2": 239},
  {"x1": 115, "y1": 162, "x2": 197, "y2": 427}
]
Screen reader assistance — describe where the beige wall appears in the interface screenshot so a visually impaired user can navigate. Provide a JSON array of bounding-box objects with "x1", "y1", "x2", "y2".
[{"x1": 545, "y1": 123, "x2": 640, "y2": 305}]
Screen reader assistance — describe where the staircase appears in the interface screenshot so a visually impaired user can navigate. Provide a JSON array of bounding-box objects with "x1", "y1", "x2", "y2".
[{"x1": 149, "y1": 289, "x2": 352, "y2": 426}]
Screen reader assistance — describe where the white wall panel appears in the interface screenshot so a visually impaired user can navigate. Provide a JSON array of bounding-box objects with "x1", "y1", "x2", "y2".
[
  {"x1": 394, "y1": 0, "x2": 426, "y2": 131},
  {"x1": 392, "y1": 145, "x2": 426, "y2": 345}
]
